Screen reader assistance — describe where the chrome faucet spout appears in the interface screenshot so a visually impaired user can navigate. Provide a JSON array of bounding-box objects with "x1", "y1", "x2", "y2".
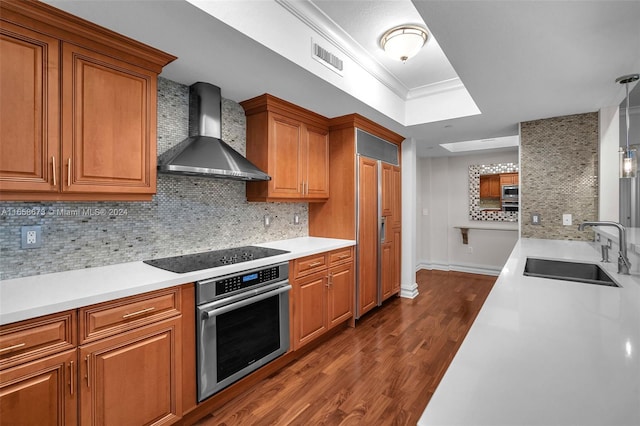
[{"x1": 578, "y1": 221, "x2": 631, "y2": 275}]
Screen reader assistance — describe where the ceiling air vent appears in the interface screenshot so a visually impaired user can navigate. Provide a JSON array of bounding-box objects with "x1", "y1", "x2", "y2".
[{"x1": 311, "y1": 38, "x2": 343, "y2": 76}]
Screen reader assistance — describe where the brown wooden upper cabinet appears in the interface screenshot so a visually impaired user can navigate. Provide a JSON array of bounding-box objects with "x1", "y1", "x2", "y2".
[
  {"x1": 240, "y1": 94, "x2": 330, "y2": 202},
  {"x1": 479, "y1": 174, "x2": 501, "y2": 199},
  {"x1": 500, "y1": 172, "x2": 518, "y2": 186},
  {"x1": 0, "y1": 1, "x2": 176, "y2": 201}
]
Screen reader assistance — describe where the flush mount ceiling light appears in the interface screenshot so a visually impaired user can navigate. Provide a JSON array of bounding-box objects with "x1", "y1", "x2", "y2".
[
  {"x1": 380, "y1": 25, "x2": 428, "y2": 62},
  {"x1": 617, "y1": 73, "x2": 639, "y2": 178}
]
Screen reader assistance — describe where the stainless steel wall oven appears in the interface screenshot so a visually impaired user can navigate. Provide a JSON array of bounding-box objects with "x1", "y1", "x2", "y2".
[{"x1": 195, "y1": 262, "x2": 290, "y2": 402}]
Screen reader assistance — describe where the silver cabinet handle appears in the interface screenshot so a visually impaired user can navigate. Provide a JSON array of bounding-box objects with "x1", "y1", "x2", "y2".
[
  {"x1": 122, "y1": 307, "x2": 155, "y2": 319},
  {"x1": 69, "y1": 360, "x2": 74, "y2": 396},
  {"x1": 0, "y1": 342, "x2": 25, "y2": 354},
  {"x1": 85, "y1": 355, "x2": 90, "y2": 387},
  {"x1": 51, "y1": 156, "x2": 57, "y2": 186},
  {"x1": 67, "y1": 158, "x2": 71, "y2": 186}
]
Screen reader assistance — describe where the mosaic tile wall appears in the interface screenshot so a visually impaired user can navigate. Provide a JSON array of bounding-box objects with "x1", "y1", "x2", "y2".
[
  {"x1": 520, "y1": 112, "x2": 599, "y2": 240},
  {"x1": 0, "y1": 78, "x2": 308, "y2": 280},
  {"x1": 469, "y1": 163, "x2": 519, "y2": 221}
]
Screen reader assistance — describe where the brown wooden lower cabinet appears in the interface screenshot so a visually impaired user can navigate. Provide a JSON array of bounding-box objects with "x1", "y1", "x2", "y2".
[
  {"x1": 292, "y1": 248, "x2": 354, "y2": 350},
  {"x1": 0, "y1": 287, "x2": 184, "y2": 426},
  {"x1": 327, "y1": 262, "x2": 354, "y2": 328},
  {"x1": 79, "y1": 318, "x2": 182, "y2": 426},
  {"x1": 0, "y1": 348, "x2": 77, "y2": 425}
]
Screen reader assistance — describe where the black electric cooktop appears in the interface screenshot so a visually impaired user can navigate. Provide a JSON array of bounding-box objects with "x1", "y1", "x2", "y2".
[{"x1": 143, "y1": 246, "x2": 290, "y2": 273}]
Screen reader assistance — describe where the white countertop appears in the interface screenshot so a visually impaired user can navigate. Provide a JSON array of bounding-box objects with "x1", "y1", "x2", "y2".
[
  {"x1": 418, "y1": 238, "x2": 640, "y2": 426},
  {"x1": 0, "y1": 237, "x2": 355, "y2": 325}
]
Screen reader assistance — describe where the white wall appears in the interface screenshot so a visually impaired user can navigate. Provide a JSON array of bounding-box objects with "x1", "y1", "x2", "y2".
[
  {"x1": 417, "y1": 151, "x2": 520, "y2": 275},
  {"x1": 401, "y1": 138, "x2": 419, "y2": 298},
  {"x1": 599, "y1": 106, "x2": 620, "y2": 221}
]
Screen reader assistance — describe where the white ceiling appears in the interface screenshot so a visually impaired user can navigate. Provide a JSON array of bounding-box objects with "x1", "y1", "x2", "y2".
[{"x1": 44, "y1": 0, "x2": 640, "y2": 157}]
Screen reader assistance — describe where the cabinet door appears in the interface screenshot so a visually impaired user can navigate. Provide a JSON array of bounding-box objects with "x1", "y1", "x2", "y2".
[
  {"x1": 358, "y1": 157, "x2": 378, "y2": 317},
  {"x1": 328, "y1": 262, "x2": 354, "y2": 328},
  {"x1": 293, "y1": 272, "x2": 327, "y2": 350},
  {"x1": 380, "y1": 241, "x2": 394, "y2": 301},
  {"x1": 0, "y1": 21, "x2": 59, "y2": 194},
  {"x1": 392, "y1": 227, "x2": 401, "y2": 294},
  {"x1": 269, "y1": 114, "x2": 303, "y2": 198},
  {"x1": 391, "y1": 166, "x2": 401, "y2": 228},
  {"x1": 79, "y1": 319, "x2": 181, "y2": 426},
  {"x1": 0, "y1": 349, "x2": 77, "y2": 426},
  {"x1": 61, "y1": 43, "x2": 157, "y2": 195},
  {"x1": 381, "y1": 163, "x2": 393, "y2": 217},
  {"x1": 489, "y1": 175, "x2": 501, "y2": 198},
  {"x1": 304, "y1": 124, "x2": 329, "y2": 199}
]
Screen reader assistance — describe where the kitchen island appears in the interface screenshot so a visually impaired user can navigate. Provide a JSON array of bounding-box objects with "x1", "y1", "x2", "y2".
[
  {"x1": 0, "y1": 236, "x2": 355, "y2": 325},
  {"x1": 418, "y1": 238, "x2": 640, "y2": 426}
]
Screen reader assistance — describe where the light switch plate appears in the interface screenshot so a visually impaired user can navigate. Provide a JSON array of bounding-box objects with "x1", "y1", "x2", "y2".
[
  {"x1": 562, "y1": 213, "x2": 572, "y2": 226},
  {"x1": 21, "y1": 225, "x2": 42, "y2": 249}
]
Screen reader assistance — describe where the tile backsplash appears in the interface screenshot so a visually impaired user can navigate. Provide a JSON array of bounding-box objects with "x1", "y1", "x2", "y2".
[
  {"x1": 520, "y1": 112, "x2": 599, "y2": 240},
  {"x1": 0, "y1": 78, "x2": 307, "y2": 280}
]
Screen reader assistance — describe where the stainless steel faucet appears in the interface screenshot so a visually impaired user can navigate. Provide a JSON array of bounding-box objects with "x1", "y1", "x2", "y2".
[{"x1": 578, "y1": 221, "x2": 631, "y2": 275}]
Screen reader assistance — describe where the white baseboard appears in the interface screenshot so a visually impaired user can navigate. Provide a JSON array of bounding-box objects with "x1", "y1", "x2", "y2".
[
  {"x1": 416, "y1": 260, "x2": 502, "y2": 277},
  {"x1": 400, "y1": 282, "x2": 419, "y2": 299}
]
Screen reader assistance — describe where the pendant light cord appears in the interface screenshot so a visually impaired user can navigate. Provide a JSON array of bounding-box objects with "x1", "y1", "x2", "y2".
[{"x1": 625, "y1": 80, "x2": 631, "y2": 156}]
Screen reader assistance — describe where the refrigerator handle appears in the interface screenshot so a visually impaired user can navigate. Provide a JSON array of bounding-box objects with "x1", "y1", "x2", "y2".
[{"x1": 380, "y1": 217, "x2": 386, "y2": 243}]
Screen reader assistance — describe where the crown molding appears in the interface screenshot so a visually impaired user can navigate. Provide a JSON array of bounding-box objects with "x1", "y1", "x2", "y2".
[
  {"x1": 406, "y1": 78, "x2": 464, "y2": 100},
  {"x1": 275, "y1": 0, "x2": 410, "y2": 99}
]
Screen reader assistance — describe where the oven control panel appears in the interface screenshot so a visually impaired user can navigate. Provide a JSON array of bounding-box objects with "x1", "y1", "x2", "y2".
[
  {"x1": 216, "y1": 266, "x2": 280, "y2": 295},
  {"x1": 196, "y1": 262, "x2": 289, "y2": 304}
]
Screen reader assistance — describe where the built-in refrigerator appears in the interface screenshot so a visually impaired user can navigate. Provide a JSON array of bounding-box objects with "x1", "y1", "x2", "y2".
[
  {"x1": 354, "y1": 129, "x2": 401, "y2": 318},
  {"x1": 309, "y1": 119, "x2": 402, "y2": 320}
]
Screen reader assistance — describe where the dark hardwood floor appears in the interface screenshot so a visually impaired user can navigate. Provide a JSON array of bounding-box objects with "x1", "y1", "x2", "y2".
[{"x1": 193, "y1": 270, "x2": 496, "y2": 426}]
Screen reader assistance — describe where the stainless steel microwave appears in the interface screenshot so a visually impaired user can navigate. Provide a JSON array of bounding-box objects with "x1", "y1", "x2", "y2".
[{"x1": 502, "y1": 185, "x2": 519, "y2": 199}]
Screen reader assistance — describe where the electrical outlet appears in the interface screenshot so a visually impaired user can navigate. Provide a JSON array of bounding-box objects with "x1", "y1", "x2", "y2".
[
  {"x1": 263, "y1": 215, "x2": 271, "y2": 227},
  {"x1": 531, "y1": 213, "x2": 541, "y2": 225},
  {"x1": 467, "y1": 246, "x2": 474, "y2": 254},
  {"x1": 562, "y1": 213, "x2": 572, "y2": 226},
  {"x1": 21, "y1": 225, "x2": 42, "y2": 249},
  {"x1": 293, "y1": 214, "x2": 300, "y2": 225}
]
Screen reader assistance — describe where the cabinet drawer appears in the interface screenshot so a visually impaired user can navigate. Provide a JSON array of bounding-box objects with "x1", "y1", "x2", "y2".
[
  {"x1": 0, "y1": 310, "x2": 76, "y2": 370},
  {"x1": 79, "y1": 287, "x2": 181, "y2": 344},
  {"x1": 328, "y1": 247, "x2": 353, "y2": 267},
  {"x1": 292, "y1": 253, "x2": 328, "y2": 278}
]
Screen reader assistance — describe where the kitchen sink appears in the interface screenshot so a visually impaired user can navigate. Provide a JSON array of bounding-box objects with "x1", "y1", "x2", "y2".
[{"x1": 523, "y1": 258, "x2": 620, "y2": 287}]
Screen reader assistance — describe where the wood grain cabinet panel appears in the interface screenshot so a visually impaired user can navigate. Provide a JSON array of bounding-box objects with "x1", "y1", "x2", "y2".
[
  {"x1": 328, "y1": 247, "x2": 353, "y2": 266},
  {"x1": 269, "y1": 114, "x2": 303, "y2": 197},
  {"x1": 358, "y1": 157, "x2": 378, "y2": 317},
  {"x1": 79, "y1": 287, "x2": 181, "y2": 344},
  {"x1": 241, "y1": 94, "x2": 329, "y2": 202},
  {"x1": 293, "y1": 272, "x2": 328, "y2": 350},
  {"x1": 292, "y1": 253, "x2": 327, "y2": 278},
  {"x1": 0, "y1": 0, "x2": 175, "y2": 201},
  {"x1": 0, "y1": 311, "x2": 76, "y2": 371},
  {"x1": 381, "y1": 241, "x2": 394, "y2": 301},
  {"x1": 0, "y1": 20, "x2": 59, "y2": 194},
  {"x1": 304, "y1": 124, "x2": 330, "y2": 200},
  {"x1": 327, "y1": 262, "x2": 354, "y2": 328},
  {"x1": 391, "y1": 165, "x2": 401, "y2": 229},
  {"x1": 291, "y1": 247, "x2": 354, "y2": 350},
  {"x1": 381, "y1": 163, "x2": 393, "y2": 217},
  {"x1": 61, "y1": 43, "x2": 157, "y2": 195},
  {"x1": 0, "y1": 349, "x2": 77, "y2": 426},
  {"x1": 79, "y1": 319, "x2": 182, "y2": 426}
]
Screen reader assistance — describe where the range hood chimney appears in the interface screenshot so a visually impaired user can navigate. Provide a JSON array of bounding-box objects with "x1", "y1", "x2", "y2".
[{"x1": 158, "y1": 82, "x2": 270, "y2": 181}]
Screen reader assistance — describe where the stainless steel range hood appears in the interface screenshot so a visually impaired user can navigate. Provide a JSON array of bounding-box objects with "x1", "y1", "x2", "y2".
[{"x1": 158, "y1": 82, "x2": 270, "y2": 181}]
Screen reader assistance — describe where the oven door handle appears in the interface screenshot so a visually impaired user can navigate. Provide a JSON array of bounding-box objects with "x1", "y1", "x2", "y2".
[{"x1": 201, "y1": 284, "x2": 291, "y2": 319}]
